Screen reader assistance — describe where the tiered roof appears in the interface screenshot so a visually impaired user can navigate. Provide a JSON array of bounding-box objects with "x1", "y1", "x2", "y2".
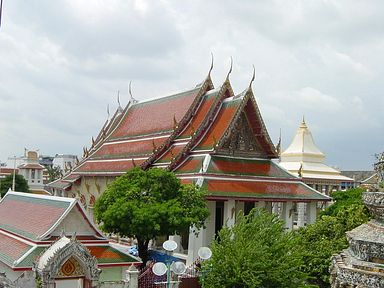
[
  {"x1": 0, "y1": 192, "x2": 139, "y2": 271},
  {"x1": 53, "y1": 70, "x2": 329, "y2": 202},
  {"x1": 280, "y1": 119, "x2": 354, "y2": 183}
]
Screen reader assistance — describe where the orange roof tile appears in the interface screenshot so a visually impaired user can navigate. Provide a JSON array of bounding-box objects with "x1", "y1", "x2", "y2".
[
  {"x1": 110, "y1": 87, "x2": 201, "y2": 139},
  {"x1": 195, "y1": 98, "x2": 241, "y2": 150}
]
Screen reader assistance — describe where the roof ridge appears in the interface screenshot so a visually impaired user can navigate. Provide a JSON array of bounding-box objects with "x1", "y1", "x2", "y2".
[{"x1": 5, "y1": 191, "x2": 75, "y2": 203}]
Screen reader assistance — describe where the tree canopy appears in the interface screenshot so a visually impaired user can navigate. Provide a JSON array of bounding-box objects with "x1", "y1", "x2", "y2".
[
  {"x1": 94, "y1": 167, "x2": 209, "y2": 264},
  {"x1": 0, "y1": 174, "x2": 29, "y2": 196},
  {"x1": 201, "y1": 208, "x2": 310, "y2": 288}
]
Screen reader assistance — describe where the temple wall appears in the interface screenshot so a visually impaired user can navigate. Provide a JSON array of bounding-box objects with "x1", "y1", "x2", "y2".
[
  {"x1": 68, "y1": 176, "x2": 113, "y2": 218},
  {"x1": 0, "y1": 262, "x2": 21, "y2": 282},
  {"x1": 52, "y1": 206, "x2": 96, "y2": 236},
  {"x1": 99, "y1": 266, "x2": 124, "y2": 282}
]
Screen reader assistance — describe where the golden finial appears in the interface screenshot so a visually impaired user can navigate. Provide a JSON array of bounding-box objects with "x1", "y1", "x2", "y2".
[
  {"x1": 249, "y1": 65, "x2": 256, "y2": 88},
  {"x1": 226, "y1": 56, "x2": 233, "y2": 80},
  {"x1": 208, "y1": 52, "x2": 214, "y2": 77}
]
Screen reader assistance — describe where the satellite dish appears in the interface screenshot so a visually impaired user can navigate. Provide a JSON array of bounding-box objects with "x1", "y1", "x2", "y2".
[
  {"x1": 163, "y1": 240, "x2": 178, "y2": 252},
  {"x1": 152, "y1": 262, "x2": 167, "y2": 276},
  {"x1": 171, "y1": 261, "x2": 186, "y2": 275},
  {"x1": 198, "y1": 247, "x2": 212, "y2": 260}
]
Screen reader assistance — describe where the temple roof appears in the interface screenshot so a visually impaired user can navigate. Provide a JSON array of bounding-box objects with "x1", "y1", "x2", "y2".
[
  {"x1": 49, "y1": 70, "x2": 329, "y2": 202},
  {"x1": 0, "y1": 192, "x2": 139, "y2": 270},
  {"x1": 0, "y1": 192, "x2": 103, "y2": 241}
]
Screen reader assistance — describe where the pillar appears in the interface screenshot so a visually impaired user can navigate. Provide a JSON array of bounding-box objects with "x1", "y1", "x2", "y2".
[
  {"x1": 272, "y1": 202, "x2": 280, "y2": 215},
  {"x1": 256, "y1": 201, "x2": 266, "y2": 209},
  {"x1": 186, "y1": 201, "x2": 215, "y2": 265},
  {"x1": 186, "y1": 226, "x2": 205, "y2": 265},
  {"x1": 169, "y1": 235, "x2": 182, "y2": 253},
  {"x1": 297, "y1": 203, "x2": 306, "y2": 228},
  {"x1": 307, "y1": 202, "x2": 317, "y2": 224},
  {"x1": 224, "y1": 199, "x2": 236, "y2": 227},
  {"x1": 281, "y1": 202, "x2": 294, "y2": 230},
  {"x1": 125, "y1": 265, "x2": 139, "y2": 288}
]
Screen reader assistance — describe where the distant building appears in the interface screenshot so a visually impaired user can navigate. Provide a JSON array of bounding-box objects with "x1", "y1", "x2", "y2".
[
  {"x1": 279, "y1": 119, "x2": 354, "y2": 195},
  {"x1": 0, "y1": 191, "x2": 140, "y2": 287},
  {"x1": 341, "y1": 170, "x2": 378, "y2": 190},
  {"x1": 53, "y1": 154, "x2": 77, "y2": 172}
]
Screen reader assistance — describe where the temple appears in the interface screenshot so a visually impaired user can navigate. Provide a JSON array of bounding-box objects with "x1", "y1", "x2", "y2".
[
  {"x1": 330, "y1": 191, "x2": 384, "y2": 287},
  {"x1": 0, "y1": 191, "x2": 140, "y2": 287},
  {"x1": 279, "y1": 119, "x2": 354, "y2": 194},
  {"x1": 48, "y1": 68, "x2": 330, "y2": 264}
]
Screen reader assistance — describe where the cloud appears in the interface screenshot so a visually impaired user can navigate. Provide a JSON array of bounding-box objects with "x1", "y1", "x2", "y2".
[{"x1": 0, "y1": 0, "x2": 383, "y2": 170}]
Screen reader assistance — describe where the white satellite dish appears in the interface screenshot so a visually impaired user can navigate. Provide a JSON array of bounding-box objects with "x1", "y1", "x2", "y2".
[
  {"x1": 163, "y1": 240, "x2": 178, "y2": 252},
  {"x1": 198, "y1": 247, "x2": 212, "y2": 260},
  {"x1": 152, "y1": 262, "x2": 167, "y2": 276},
  {"x1": 171, "y1": 261, "x2": 186, "y2": 275}
]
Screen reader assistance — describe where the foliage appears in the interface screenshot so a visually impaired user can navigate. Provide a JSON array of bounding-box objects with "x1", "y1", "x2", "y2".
[
  {"x1": 201, "y1": 208, "x2": 312, "y2": 288},
  {"x1": 321, "y1": 188, "x2": 370, "y2": 218},
  {"x1": 296, "y1": 187, "x2": 371, "y2": 288},
  {"x1": 94, "y1": 167, "x2": 209, "y2": 264},
  {"x1": 0, "y1": 174, "x2": 29, "y2": 196},
  {"x1": 46, "y1": 165, "x2": 63, "y2": 182}
]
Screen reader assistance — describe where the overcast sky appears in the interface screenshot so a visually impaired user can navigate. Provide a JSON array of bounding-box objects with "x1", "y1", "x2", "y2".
[{"x1": 0, "y1": 0, "x2": 383, "y2": 170}]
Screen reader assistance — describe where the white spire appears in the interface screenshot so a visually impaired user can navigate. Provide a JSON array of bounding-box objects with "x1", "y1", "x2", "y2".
[{"x1": 281, "y1": 119, "x2": 324, "y2": 163}]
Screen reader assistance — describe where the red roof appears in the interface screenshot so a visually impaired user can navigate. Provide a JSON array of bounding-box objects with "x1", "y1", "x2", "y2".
[
  {"x1": 203, "y1": 178, "x2": 329, "y2": 201},
  {"x1": 206, "y1": 156, "x2": 294, "y2": 178},
  {"x1": 76, "y1": 159, "x2": 144, "y2": 174},
  {"x1": 195, "y1": 98, "x2": 242, "y2": 150},
  {"x1": 0, "y1": 232, "x2": 32, "y2": 266},
  {"x1": 110, "y1": 87, "x2": 201, "y2": 140},
  {"x1": 0, "y1": 193, "x2": 73, "y2": 240},
  {"x1": 18, "y1": 164, "x2": 45, "y2": 170},
  {"x1": 93, "y1": 137, "x2": 167, "y2": 159},
  {"x1": 174, "y1": 156, "x2": 205, "y2": 174},
  {"x1": 156, "y1": 143, "x2": 187, "y2": 163},
  {"x1": 178, "y1": 90, "x2": 221, "y2": 138}
]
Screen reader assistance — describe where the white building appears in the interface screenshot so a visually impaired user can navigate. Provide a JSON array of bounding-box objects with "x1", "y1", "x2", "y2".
[{"x1": 279, "y1": 119, "x2": 354, "y2": 194}]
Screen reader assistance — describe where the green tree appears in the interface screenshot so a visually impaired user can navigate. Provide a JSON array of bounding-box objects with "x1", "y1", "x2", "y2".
[
  {"x1": 201, "y1": 208, "x2": 311, "y2": 288},
  {"x1": 0, "y1": 174, "x2": 29, "y2": 196},
  {"x1": 94, "y1": 167, "x2": 209, "y2": 264},
  {"x1": 297, "y1": 188, "x2": 371, "y2": 288}
]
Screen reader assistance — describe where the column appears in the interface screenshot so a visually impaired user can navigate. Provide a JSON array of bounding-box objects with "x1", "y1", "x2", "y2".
[
  {"x1": 169, "y1": 235, "x2": 182, "y2": 253},
  {"x1": 264, "y1": 201, "x2": 272, "y2": 213},
  {"x1": 256, "y1": 201, "x2": 266, "y2": 209},
  {"x1": 224, "y1": 199, "x2": 236, "y2": 228},
  {"x1": 186, "y1": 201, "x2": 215, "y2": 266},
  {"x1": 272, "y1": 202, "x2": 280, "y2": 215},
  {"x1": 281, "y1": 202, "x2": 293, "y2": 230},
  {"x1": 307, "y1": 202, "x2": 317, "y2": 224},
  {"x1": 125, "y1": 265, "x2": 139, "y2": 288},
  {"x1": 186, "y1": 226, "x2": 205, "y2": 266},
  {"x1": 296, "y1": 203, "x2": 306, "y2": 228}
]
